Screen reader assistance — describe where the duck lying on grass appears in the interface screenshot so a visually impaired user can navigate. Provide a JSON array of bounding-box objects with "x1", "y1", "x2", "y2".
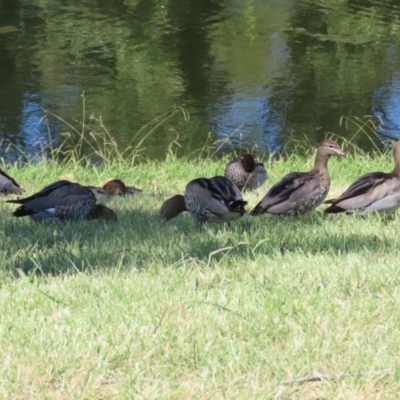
[
  {"x1": 161, "y1": 176, "x2": 247, "y2": 227},
  {"x1": 224, "y1": 153, "x2": 267, "y2": 192},
  {"x1": 6, "y1": 180, "x2": 116, "y2": 223},
  {"x1": 325, "y1": 140, "x2": 400, "y2": 215},
  {"x1": 0, "y1": 169, "x2": 24, "y2": 195},
  {"x1": 87, "y1": 186, "x2": 112, "y2": 202},
  {"x1": 87, "y1": 204, "x2": 117, "y2": 222},
  {"x1": 102, "y1": 179, "x2": 142, "y2": 197},
  {"x1": 88, "y1": 179, "x2": 142, "y2": 200},
  {"x1": 251, "y1": 139, "x2": 345, "y2": 216}
]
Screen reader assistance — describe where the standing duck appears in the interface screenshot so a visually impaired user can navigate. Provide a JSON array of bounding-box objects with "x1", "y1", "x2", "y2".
[
  {"x1": 250, "y1": 139, "x2": 345, "y2": 216},
  {"x1": 102, "y1": 179, "x2": 142, "y2": 197},
  {"x1": 6, "y1": 180, "x2": 97, "y2": 222},
  {"x1": 161, "y1": 176, "x2": 247, "y2": 227},
  {"x1": 0, "y1": 169, "x2": 24, "y2": 195},
  {"x1": 325, "y1": 140, "x2": 400, "y2": 215},
  {"x1": 225, "y1": 153, "x2": 267, "y2": 191}
]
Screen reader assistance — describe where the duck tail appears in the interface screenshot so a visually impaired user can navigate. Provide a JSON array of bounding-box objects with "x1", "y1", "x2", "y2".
[
  {"x1": 229, "y1": 200, "x2": 247, "y2": 216},
  {"x1": 125, "y1": 186, "x2": 143, "y2": 195},
  {"x1": 12, "y1": 206, "x2": 34, "y2": 217},
  {"x1": 250, "y1": 203, "x2": 265, "y2": 216},
  {"x1": 324, "y1": 204, "x2": 344, "y2": 214},
  {"x1": 5, "y1": 198, "x2": 23, "y2": 204}
]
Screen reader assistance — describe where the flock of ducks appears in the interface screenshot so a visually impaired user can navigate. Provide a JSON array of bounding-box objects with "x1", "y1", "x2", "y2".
[
  {"x1": 2, "y1": 138, "x2": 400, "y2": 227},
  {"x1": 161, "y1": 139, "x2": 400, "y2": 226}
]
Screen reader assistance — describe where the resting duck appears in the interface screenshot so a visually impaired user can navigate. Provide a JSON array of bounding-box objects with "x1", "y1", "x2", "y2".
[
  {"x1": 251, "y1": 139, "x2": 345, "y2": 216},
  {"x1": 6, "y1": 180, "x2": 97, "y2": 222},
  {"x1": 325, "y1": 140, "x2": 400, "y2": 215},
  {"x1": 224, "y1": 153, "x2": 267, "y2": 191},
  {"x1": 87, "y1": 186, "x2": 112, "y2": 202},
  {"x1": 102, "y1": 179, "x2": 142, "y2": 197},
  {"x1": 87, "y1": 204, "x2": 117, "y2": 222},
  {"x1": 161, "y1": 176, "x2": 247, "y2": 227},
  {"x1": 0, "y1": 169, "x2": 24, "y2": 195}
]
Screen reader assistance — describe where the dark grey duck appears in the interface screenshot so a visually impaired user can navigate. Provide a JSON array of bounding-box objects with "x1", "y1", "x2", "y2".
[
  {"x1": 6, "y1": 180, "x2": 96, "y2": 222},
  {"x1": 161, "y1": 176, "x2": 247, "y2": 227}
]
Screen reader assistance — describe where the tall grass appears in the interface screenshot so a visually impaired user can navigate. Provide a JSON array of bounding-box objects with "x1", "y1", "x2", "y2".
[{"x1": 0, "y1": 112, "x2": 399, "y2": 398}]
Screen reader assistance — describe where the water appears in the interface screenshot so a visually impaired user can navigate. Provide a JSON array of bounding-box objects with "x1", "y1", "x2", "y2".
[{"x1": 1, "y1": 0, "x2": 400, "y2": 162}]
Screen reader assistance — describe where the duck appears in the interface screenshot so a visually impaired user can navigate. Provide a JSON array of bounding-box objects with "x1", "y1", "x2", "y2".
[
  {"x1": 102, "y1": 179, "x2": 142, "y2": 197},
  {"x1": 161, "y1": 194, "x2": 187, "y2": 222},
  {"x1": 324, "y1": 140, "x2": 400, "y2": 215},
  {"x1": 0, "y1": 169, "x2": 24, "y2": 195},
  {"x1": 161, "y1": 176, "x2": 247, "y2": 227},
  {"x1": 86, "y1": 186, "x2": 112, "y2": 202},
  {"x1": 6, "y1": 180, "x2": 96, "y2": 222},
  {"x1": 224, "y1": 153, "x2": 267, "y2": 191},
  {"x1": 250, "y1": 139, "x2": 345, "y2": 216},
  {"x1": 87, "y1": 204, "x2": 117, "y2": 222}
]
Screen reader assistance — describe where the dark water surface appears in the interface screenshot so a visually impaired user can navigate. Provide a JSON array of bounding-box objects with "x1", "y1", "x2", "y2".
[{"x1": 1, "y1": 0, "x2": 400, "y2": 161}]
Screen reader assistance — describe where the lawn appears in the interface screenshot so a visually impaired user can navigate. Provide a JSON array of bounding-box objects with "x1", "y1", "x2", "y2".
[{"x1": 1, "y1": 146, "x2": 399, "y2": 399}]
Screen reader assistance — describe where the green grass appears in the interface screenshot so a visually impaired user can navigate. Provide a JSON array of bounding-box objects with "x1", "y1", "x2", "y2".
[{"x1": 1, "y1": 148, "x2": 400, "y2": 399}]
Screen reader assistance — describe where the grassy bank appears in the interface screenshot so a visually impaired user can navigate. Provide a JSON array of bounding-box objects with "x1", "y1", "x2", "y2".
[{"x1": 1, "y1": 148, "x2": 400, "y2": 399}]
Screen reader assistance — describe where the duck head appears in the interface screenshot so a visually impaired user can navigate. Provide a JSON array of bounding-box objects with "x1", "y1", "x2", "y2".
[
  {"x1": 317, "y1": 139, "x2": 346, "y2": 157},
  {"x1": 314, "y1": 139, "x2": 345, "y2": 171},
  {"x1": 160, "y1": 194, "x2": 187, "y2": 222},
  {"x1": 0, "y1": 169, "x2": 24, "y2": 195},
  {"x1": 240, "y1": 154, "x2": 256, "y2": 172},
  {"x1": 103, "y1": 179, "x2": 126, "y2": 196}
]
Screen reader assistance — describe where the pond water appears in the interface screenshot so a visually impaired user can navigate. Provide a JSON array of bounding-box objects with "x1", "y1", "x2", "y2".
[{"x1": 1, "y1": 0, "x2": 400, "y2": 162}]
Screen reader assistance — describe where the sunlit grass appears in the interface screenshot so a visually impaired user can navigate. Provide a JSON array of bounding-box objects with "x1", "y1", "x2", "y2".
[{"x1": 1, "y1": 141, "x2": 400, "y2": 398}]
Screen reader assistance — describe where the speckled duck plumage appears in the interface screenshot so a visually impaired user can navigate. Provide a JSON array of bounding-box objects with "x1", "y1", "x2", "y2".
[
  {"x1": 225, "y1": 153, "x2": 267, "y2": 191},
  {"x1": 0, "y1": 169, "x2": 24, "y2": 195},
  {"x1": 251, "y1": 139, "x2": 345, "y2": 216},
  {"x1": 6, "y1": 180, "x2": 96, "y2": 222},
  {"x1": 161, "y1": 176, "x2": 247, "y2": 227},
  {"x1": 325, "y1": 140, "x2": 400, "y2": 215}
]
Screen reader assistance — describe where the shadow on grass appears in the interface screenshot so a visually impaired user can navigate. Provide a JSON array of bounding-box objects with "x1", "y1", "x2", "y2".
[
  {"x1": 2, "y1": 205, "x2": 164, "y2": 275},
  {"x1": 2, "y1": 202, "x2": 399, "y2": 276}
]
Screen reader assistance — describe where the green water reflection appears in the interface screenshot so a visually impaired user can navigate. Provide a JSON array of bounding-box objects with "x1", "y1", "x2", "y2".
[{"x1": 1, "y1": 0, "x2": 400, "y2": 161}]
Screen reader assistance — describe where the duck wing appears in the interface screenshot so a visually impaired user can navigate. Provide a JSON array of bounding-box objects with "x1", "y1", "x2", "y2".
[
  {"x1": 325, "y1": 172, "x2": 398, "y2": 213},
  {"x1": 209, "y1": 176, "x2": 247, "y2": 212},
  {"x1": 187, "y1": 176, "x2": 247, "y2": 219},
  {"x1": 7, "y1": 181, "x2": 93, "y2": 211},
  {"x1": 251, "y1": 172, "x2": 314, "y2": 215}
]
